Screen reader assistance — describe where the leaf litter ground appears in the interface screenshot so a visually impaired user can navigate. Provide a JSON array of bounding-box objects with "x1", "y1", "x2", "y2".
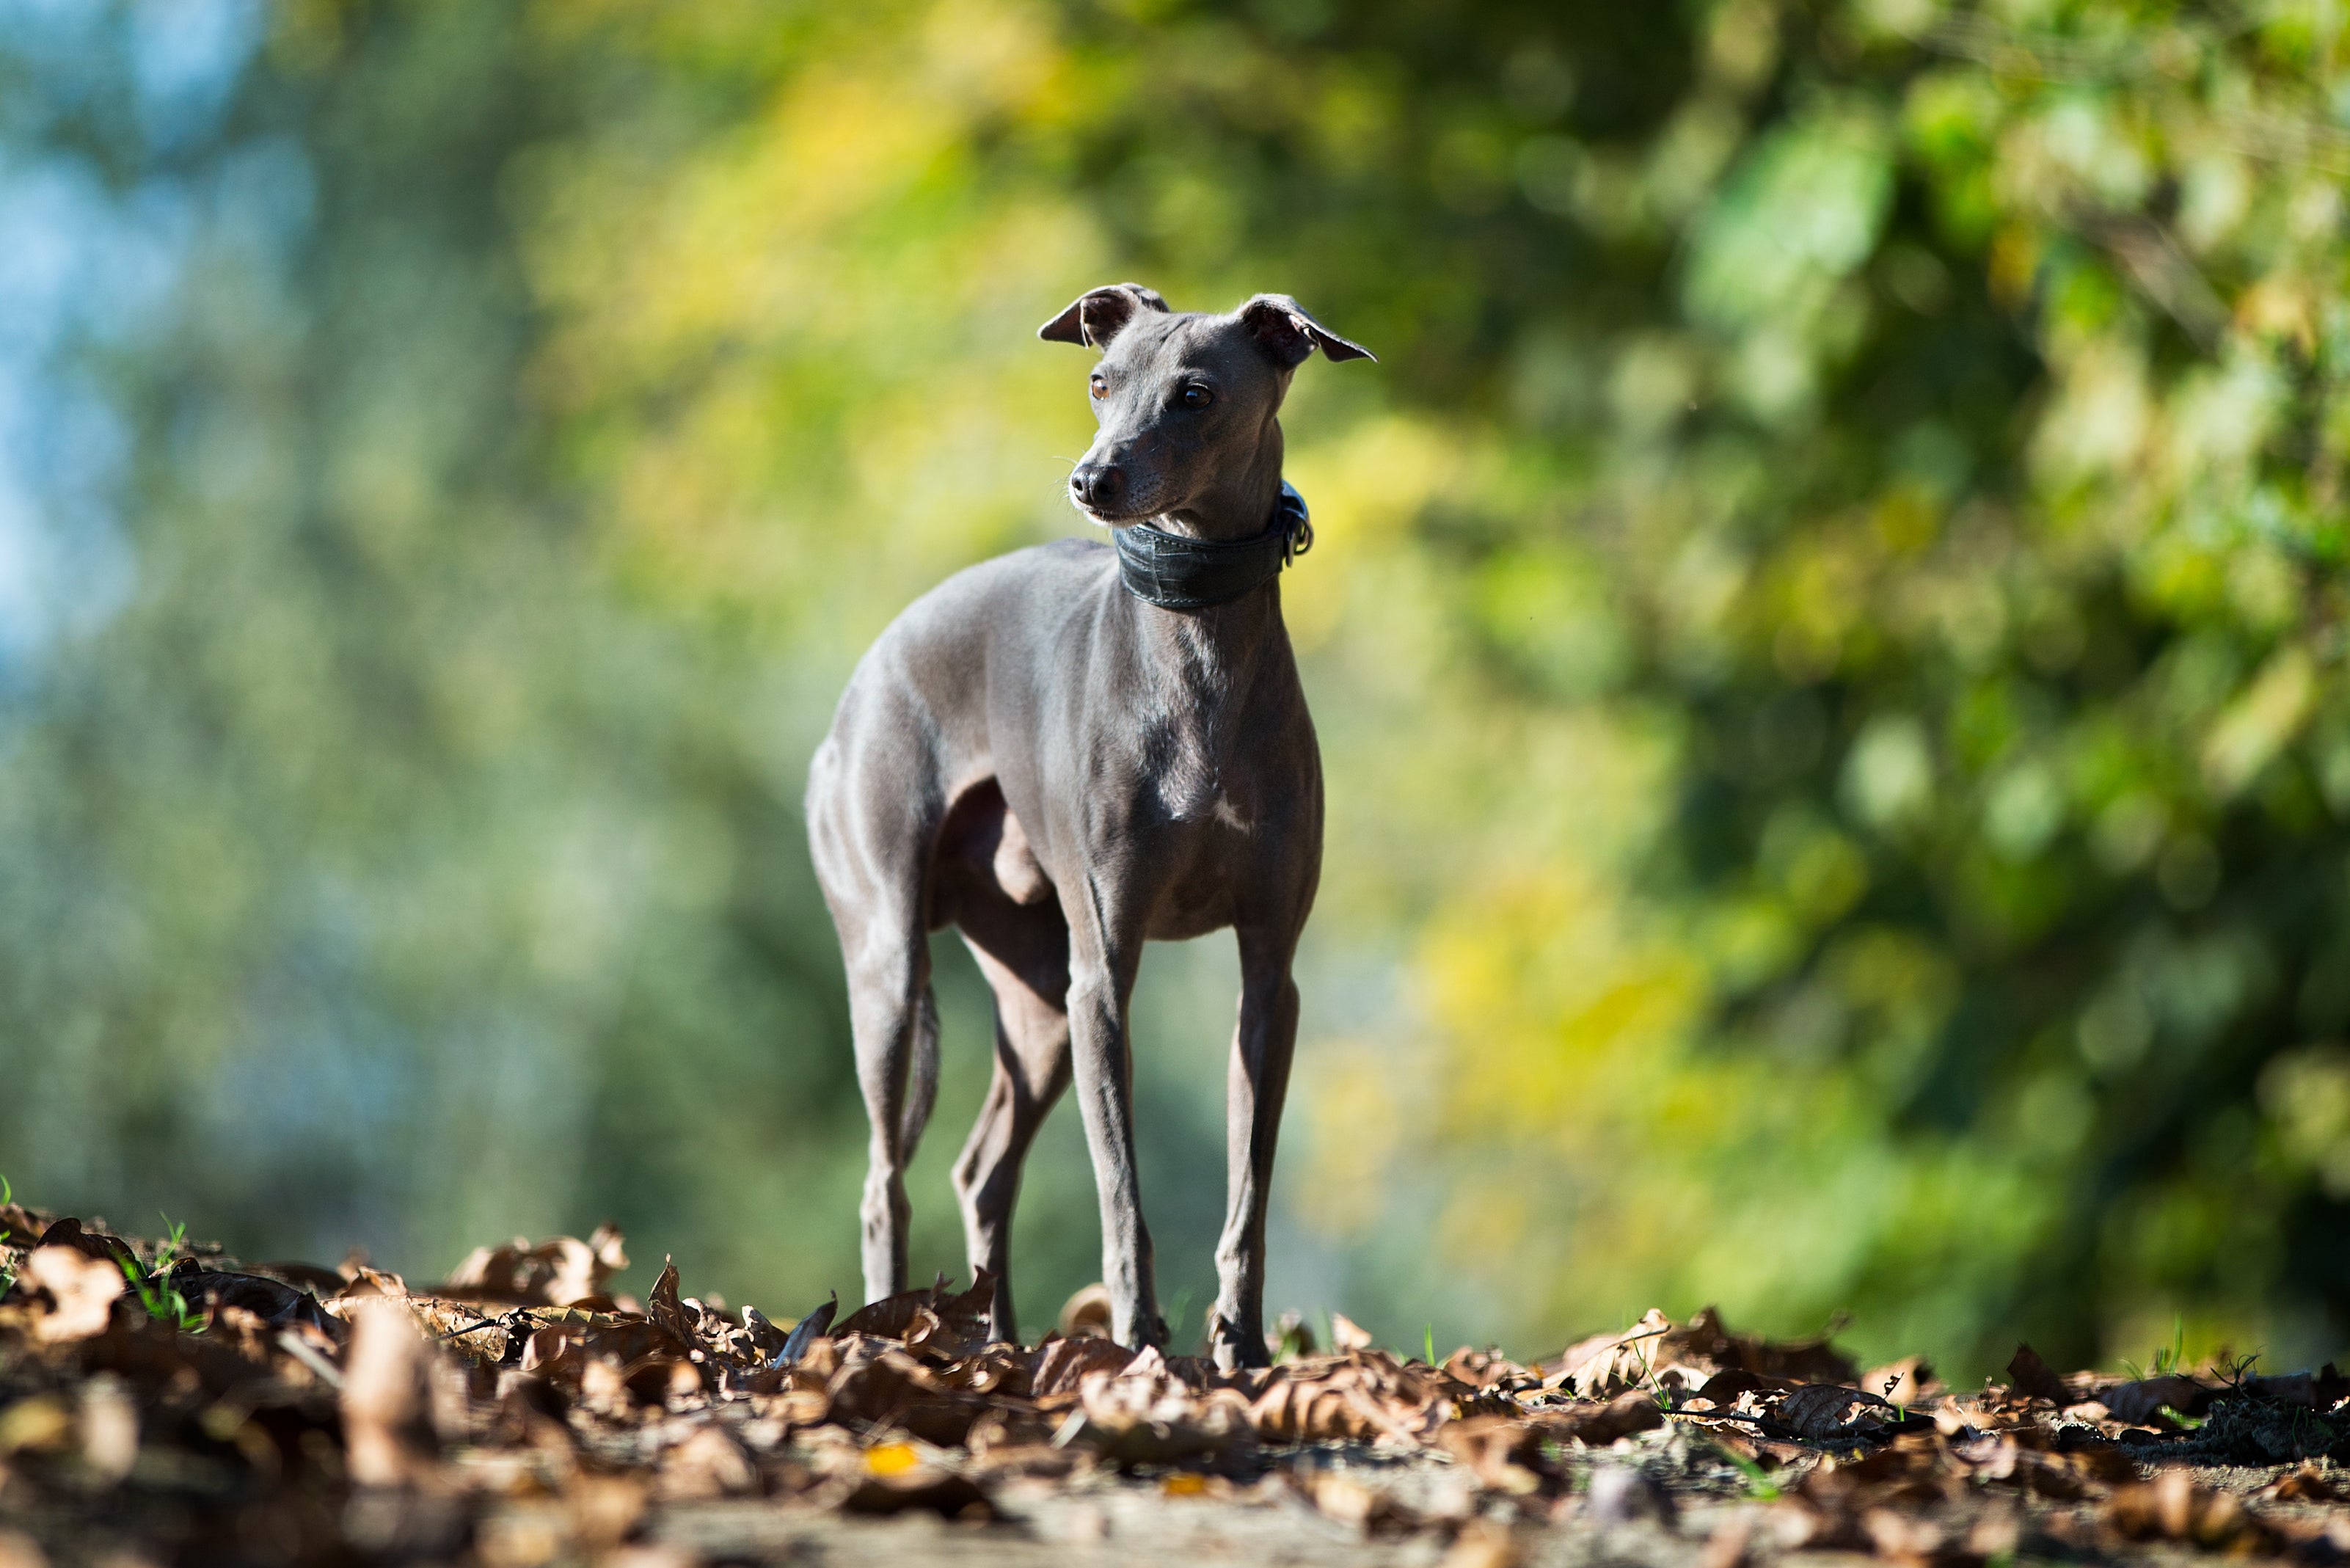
[{"x1": 5, "y1": 1203, "x2": 2350, "y2": 1566}]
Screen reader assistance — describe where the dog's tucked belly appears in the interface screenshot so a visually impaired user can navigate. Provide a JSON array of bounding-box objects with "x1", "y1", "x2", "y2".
[
  {"x1": 927, "y1": 777, "x2": 1053, "y2": 927},
  {"x1": 988, "y1": 801, "x2": 1052, "y2": 905}
]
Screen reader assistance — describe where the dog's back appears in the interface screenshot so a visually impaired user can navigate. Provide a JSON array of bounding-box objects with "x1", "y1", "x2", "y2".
[{"x1": 806, "y1": 536, "x2": 1116, "y2": 908}]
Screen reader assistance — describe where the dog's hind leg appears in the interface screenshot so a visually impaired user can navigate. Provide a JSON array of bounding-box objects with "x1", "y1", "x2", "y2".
[
  {"x1": 950, "y1": 900, "x2": 1071, "y2": 1343},
  {"x1": 843, "y1": 927, "x2": 935, "y2": 1306},
  {"x1": 809, "y1": 878, "x2": 932, "y2": 1308},
  {"x1": 813, "y1": 719, "x2": 949, "y2": 1307}
]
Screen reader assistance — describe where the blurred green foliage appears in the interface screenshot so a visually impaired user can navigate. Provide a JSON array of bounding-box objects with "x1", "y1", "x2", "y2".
[{"x1": 3, "y1": 0, "x2": 2348, "y2": 1376}]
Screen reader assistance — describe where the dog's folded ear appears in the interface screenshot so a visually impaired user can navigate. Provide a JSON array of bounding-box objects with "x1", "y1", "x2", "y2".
[
  {"x1": 1038, "y1": 283, "x2": 1172, "y2": 349},
  {"x1": 1236, "y1": 295, "x2": 1376, "y2": 368}
]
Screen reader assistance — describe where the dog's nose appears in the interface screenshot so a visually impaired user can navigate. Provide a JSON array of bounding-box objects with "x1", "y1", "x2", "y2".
[{"x1": 1070, "y1": 462, "x2": 1124, "y2": 512}]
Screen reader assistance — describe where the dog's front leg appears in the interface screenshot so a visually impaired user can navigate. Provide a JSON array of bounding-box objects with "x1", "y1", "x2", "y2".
[
  {"x1": 1209, "y1": 923, "x2": 1302, "y2": 1371},
  {"x1": 1064, "y1": 911, "x2": 1164, "y2": 1349}
]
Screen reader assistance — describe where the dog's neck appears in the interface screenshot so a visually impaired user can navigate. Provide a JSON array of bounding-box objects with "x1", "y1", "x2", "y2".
[
  {"x1": 1147, "y1": 422, "x2": 1285, "y2": 544},
  {"x1": 1127, "y1": 431, "x2": 1288, "y2": 665},
  {"x1": 1118, "y1": 437, "x2": 1291, "y2": 812}
]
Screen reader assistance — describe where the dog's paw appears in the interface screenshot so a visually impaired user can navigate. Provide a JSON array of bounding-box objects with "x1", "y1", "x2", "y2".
[{"x1": 1208, "y1": 1312, "x2": 1271, "y2": 1373}]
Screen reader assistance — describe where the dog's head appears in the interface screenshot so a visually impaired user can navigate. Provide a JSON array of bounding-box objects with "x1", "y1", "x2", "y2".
[{"x1": 1040, "y1": 285, "x2": 1373, "y2": 536}]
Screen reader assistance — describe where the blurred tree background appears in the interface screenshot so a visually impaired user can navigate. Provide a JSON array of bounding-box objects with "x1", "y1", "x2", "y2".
[{"x1": 3, "y1": 0, "x2": 2347, "y2": 1379}]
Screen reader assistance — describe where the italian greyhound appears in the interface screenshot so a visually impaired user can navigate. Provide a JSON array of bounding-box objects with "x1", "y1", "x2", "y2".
[{"x1": 805, "y1": 284, "x2": 1372, "y2": 1370}]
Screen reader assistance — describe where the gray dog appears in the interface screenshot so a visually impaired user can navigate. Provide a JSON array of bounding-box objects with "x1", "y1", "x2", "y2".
[{"x1": 805, "y1": 284, "x2": 1372, "y2": 1369}]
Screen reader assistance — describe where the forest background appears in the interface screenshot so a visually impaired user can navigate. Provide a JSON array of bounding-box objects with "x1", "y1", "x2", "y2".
[{"x1": 3, "y1": 0, "x2": 2347, "y2": 1383}]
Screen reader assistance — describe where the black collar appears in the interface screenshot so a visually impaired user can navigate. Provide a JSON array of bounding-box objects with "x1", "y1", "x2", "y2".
[{"x1": 1111, "y1": 482, "x2": 1313, "y2": 611}]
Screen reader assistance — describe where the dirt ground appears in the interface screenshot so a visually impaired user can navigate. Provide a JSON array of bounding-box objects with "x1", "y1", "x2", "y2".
[
  {"x1": 624, "y1": 1443, "x2": 2340, "y2": 1567},
  {"x1": 26, "y1": 1425, "x2": 2337, "y2": 1567}
]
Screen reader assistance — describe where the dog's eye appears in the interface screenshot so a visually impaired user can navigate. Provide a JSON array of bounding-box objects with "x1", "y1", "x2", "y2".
[
  {"x1": 1090, "y1": 377, "x2": 1106, "y2": 399},
  {"x1": 1180, "y1": 384, "x2": 1213, "y2": 409}
]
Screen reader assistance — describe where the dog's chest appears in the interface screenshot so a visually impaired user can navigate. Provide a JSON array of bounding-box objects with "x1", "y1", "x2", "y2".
[
  {"x1": 1136, "y1": 654, "x2": 1261, "y2": 832},
  {"x1": 1151, "y1": 734, "x2": 1254, "y2": 831},
  {"x1": 1141, "y1": 762, "x2": 1277, "y2": 940},
  {"x1": 1137, "y1": 620, "x2": 1269, "y2": 827}
]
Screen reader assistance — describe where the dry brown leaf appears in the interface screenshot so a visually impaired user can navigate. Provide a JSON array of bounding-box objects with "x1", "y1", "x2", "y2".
[
  {"x1": 341, "y1": 1298, "x2": 435, "y2": 1488},
  {"x1": 1248, "y1": 1353, "x2": 1434, "y2": 1445},
  {"x1": 1248, "y1": 1371, "x2": 1389, "y2": 1443},
  {"x1": 1057, "y1": 1283, "x2": 1113, "y2": 1340},
  {"x1": 562, "y1": 1473, "x2": 647, "y2": 1550},
  {"x1": 353, "y1": 1266, "x2": 408, "y2": 1296},
  {"x1": 2003, "y1": 1343, "x2": 2068, "y2": 1404},
  {"x1": 21, "y1": 1219, "x2": 136, "y2": 1272},
  {"x1": 1441, "y1": 1346, "x2": 1530, "y2": 1390},
  {"x1": 2260, "y1": 1461, "x2": 2346, "y2": 1502},
  {"x1": 1550, "y1": 1308, "x2": 1674, "y2": 1396},
  {"x1": 2102, "y1": 1374, "x2": 2212, "y2": 1423},
  {"x1": 2105, "y1": 1470, "x2": 2266, "y2": 1550},
  {"x1": 1687, "y1": 1368, "x2": 1798, "y2": 1408},
  {"x1": 1549, "y1": 1306, "x2": 1852, "y2": 1399},
  {"x1": 78, "y1": 1374, "x2": 138, "y2": 1483},
  {"x1": 377, "y1": 1294, "x2": 511, "y2": 1363},
  {"x1": 941, "y1": 1342, "x2": 1032, "y2": 1398},
  {"x1": 831, "y1": 1272, "x2": 995, "y2": 1363},
  {"x1": 21, "y1": 1246, "x2": 124, "y2": 1345},
  {"x1": 826, "y1": 1346, "x2": 996, "y2": 1445},
  {"x1": 1440, "y1": 1523, "x2": 1522, "y2": 1568},
  {"x1": 1064, "y1": 1344, "x2": 1245, "y2": 1463},
  {"x1": 833, "y1": 1280, "x2": 933, "y2": 1341},
  {"x1": 1864, "y1": 1356, "x2": 1937, "y2": 1407},
  {"x1": 1029, "y1": 1333, "x2": 1135, "y2": 1397},
  {"x1": 1533, "y1": 1390, "x2": 1665, "y2": 1446},
  {"x1": 1300, "y1": 1469, "x2": 1414, "y2": 1531},
  {"x1": 177, "y1": 1269, "x2": 340, "y2": 1335},
  {"x1": 1779, "y1": 1382, "x2": 1902, "y2": 1442},
  {"x1": 644, "y1": 1259, "x2": 693, "y2": 1349},
  {"x1": 654, "y1": 1423, "x2": 757, "y2": 1500},
  {"x1": 1676, "y1": 1306, "x2": 1855, "y2": 1383},
  {"x1": 444, "y1": 1226, "x2": 628, "y2": 1308},
  {"x1": 1434, "y1": 1417, "x2": 1547, "y2": 1493},
  {"x1": 1859, "y1": 1505, "x2": 1948, "y2": 1562}
]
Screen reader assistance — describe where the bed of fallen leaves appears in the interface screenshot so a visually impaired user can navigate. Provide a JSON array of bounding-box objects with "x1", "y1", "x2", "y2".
[{"x1": 7, "y1": 1202, "x2": 2350, "y2": 1567}]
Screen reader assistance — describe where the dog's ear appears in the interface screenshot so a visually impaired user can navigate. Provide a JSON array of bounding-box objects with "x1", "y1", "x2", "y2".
[
  {"x1": 1236, "y1": 294, "x2": 1376, "y2": 368},
  {"x1": 1038, "y1": 283, "x2": 1172, "y2": 349}
]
